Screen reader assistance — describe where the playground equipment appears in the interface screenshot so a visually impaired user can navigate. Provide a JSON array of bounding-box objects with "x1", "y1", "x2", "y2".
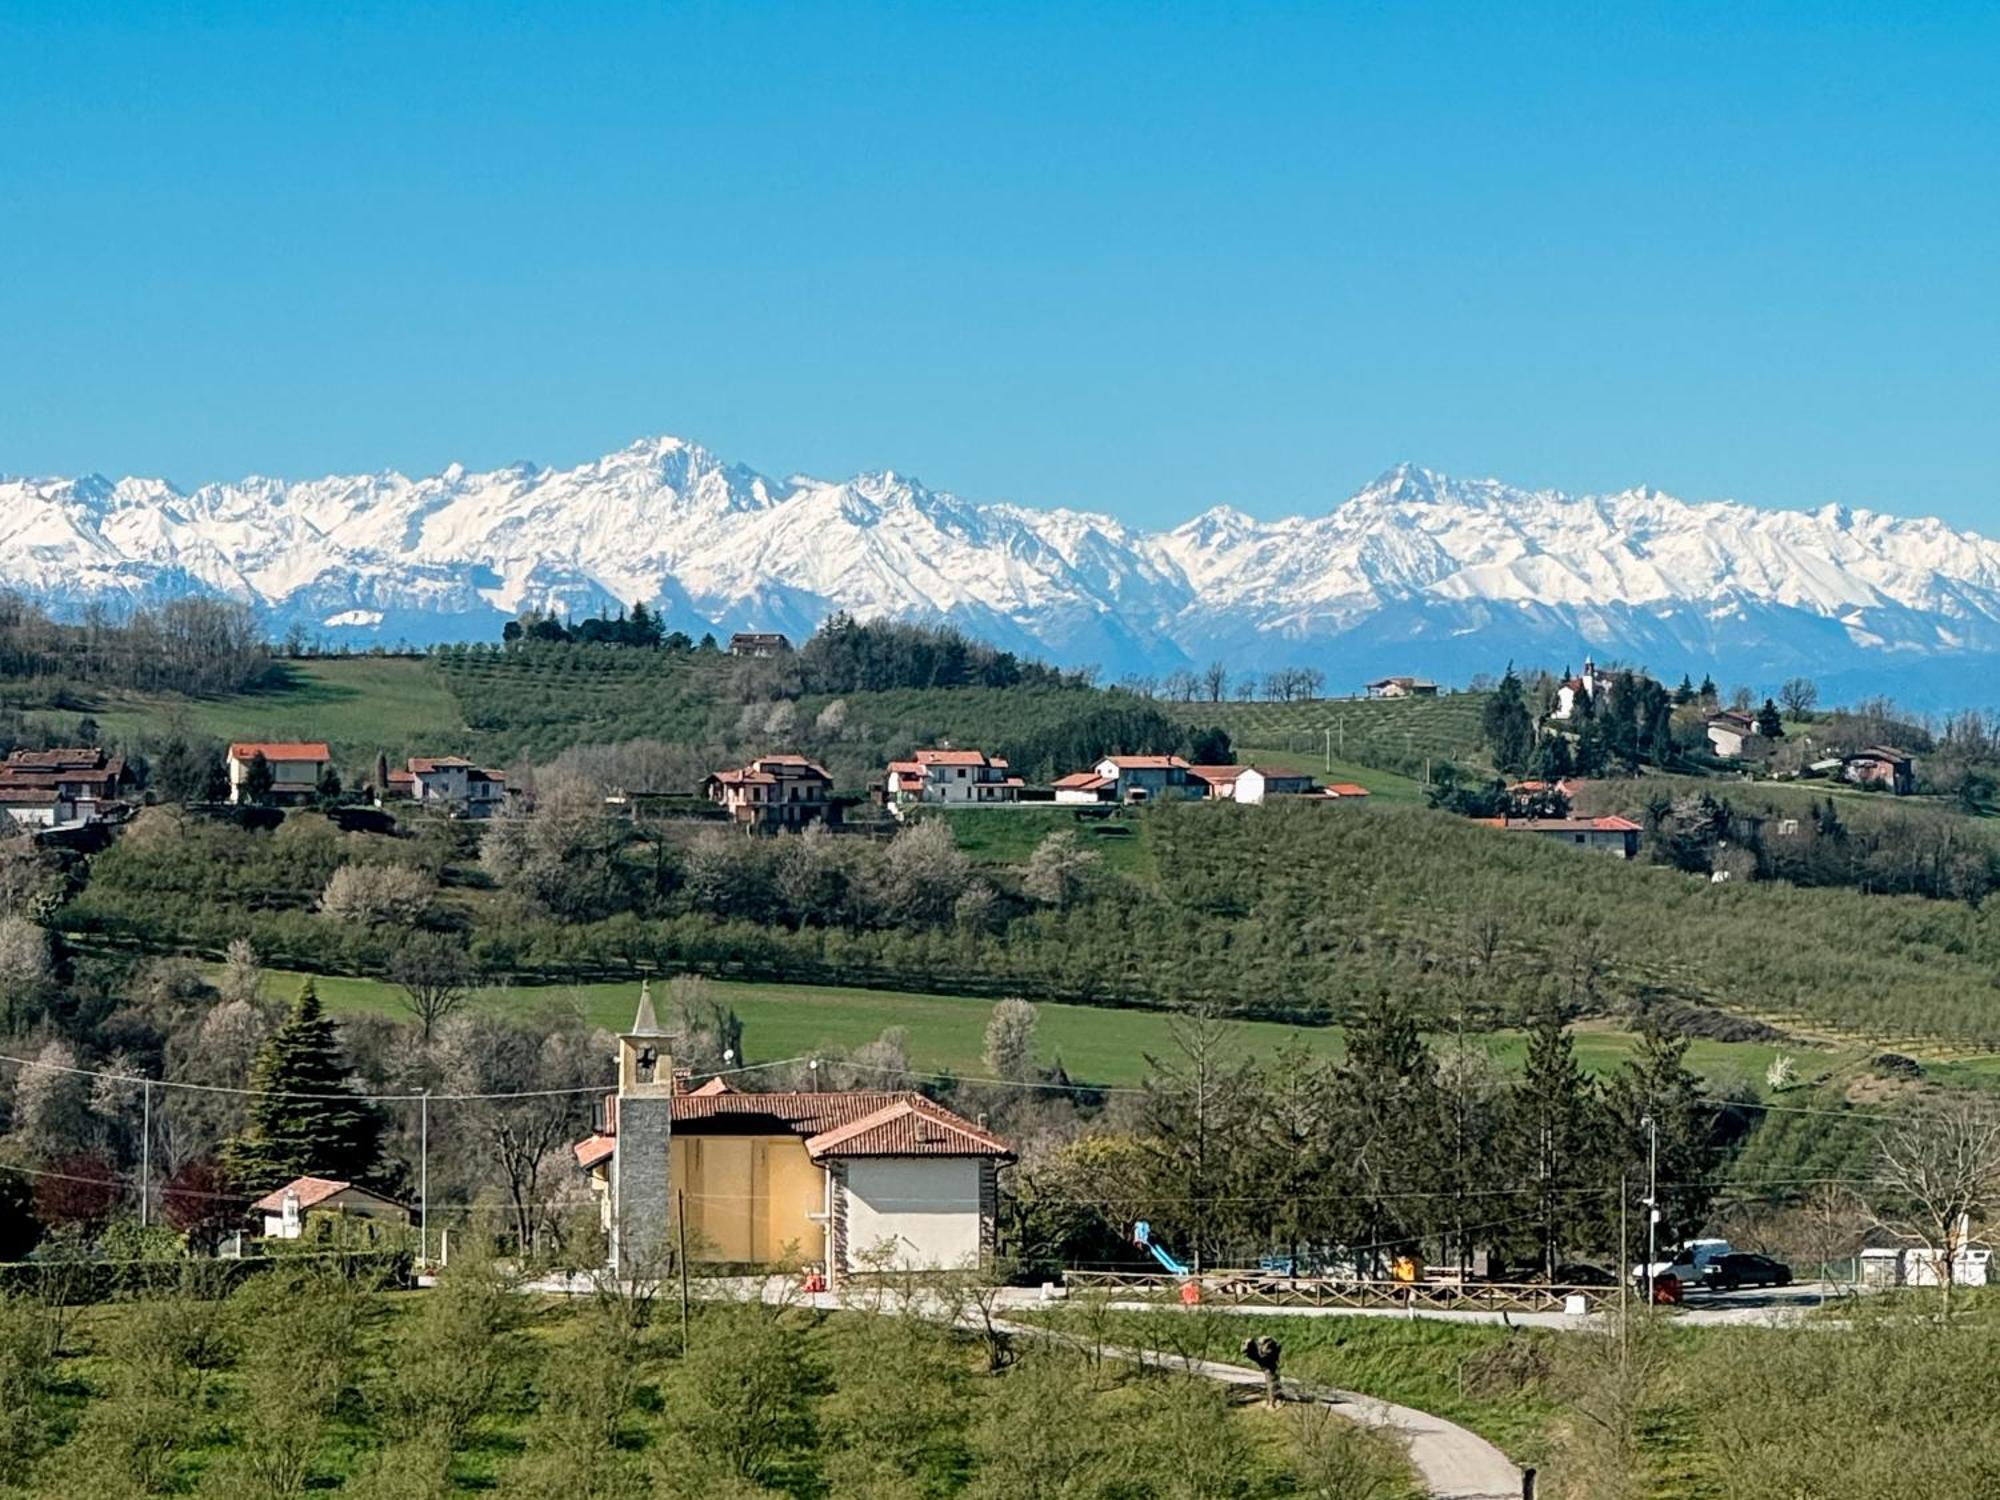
[{"x1": 1132, "y1": 1220, "x2": 1189, "y2": 1276}]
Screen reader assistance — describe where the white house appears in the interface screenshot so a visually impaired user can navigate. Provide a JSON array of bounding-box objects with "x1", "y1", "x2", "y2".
[
  {"x1": 1192, "y1": 765, "x2": 1321, "y2": 804},
  {"x1": 1051, "y1": 772, "x2": 1114, "y2": 804},
  {"x1": 883, "y1": 748, "x2": 1024, "y2": 809},
  {"x1": 251, "y1": 1176, "x2": 408, "y2": 1239},
  {"x1": 0, "y1": 788, "x2": 77, "y2": 829},
  {"x1": 227, "y1": 742, "x2": 332, "y2": 805},
  {"x1": 1091, "y1": 755, "x2": 1205, "y2": 803},
  {"x1": 385, "y1": 755, "x2": 510, "y2": 817},
  {"x1": 1705, "y1": 711, "x2": 1762, "y2": 759}
]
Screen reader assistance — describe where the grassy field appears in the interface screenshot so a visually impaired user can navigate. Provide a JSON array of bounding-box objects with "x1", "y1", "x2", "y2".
[
  {"x1": 262, "y1": 967, "x2": 1807, "y2": 1088},
  {"x1": 47, "y1": 656, "x2": 468, "y2": 762},
  {"x1": 1211, "y1": 692, "x2": 1493, "y2": 777},
  {"x1": 1232, "y1": 744, "x2": 1429, "y2": 805},
  {"x1": 927, "y1": 805, "x2": 1156, "y2": 876}
]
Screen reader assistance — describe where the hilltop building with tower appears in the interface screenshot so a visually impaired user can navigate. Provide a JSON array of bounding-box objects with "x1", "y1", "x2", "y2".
[{"x1": 576, "y1": 985, "x2": 1013, "y2": 1283}]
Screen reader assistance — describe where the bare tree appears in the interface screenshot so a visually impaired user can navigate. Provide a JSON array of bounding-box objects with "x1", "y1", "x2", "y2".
[
  {"x1": 1778, "y1": 676, "x2": 1819, "y2": 722},
  {"x1": 391, "y1": 932, "x2": 478, "y2": 1043},
  {"x1": 1872, "y1": 1100, "x2": 2000, "y2": 1318},
  {"x1": 1202, "y1": 661, "x2": 1229, "y2": 703}
]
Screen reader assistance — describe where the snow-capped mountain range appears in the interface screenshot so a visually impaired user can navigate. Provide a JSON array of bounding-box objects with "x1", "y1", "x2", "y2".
[{"x1": 6, "y1": 435, "x2": 2000, "y2": 702}]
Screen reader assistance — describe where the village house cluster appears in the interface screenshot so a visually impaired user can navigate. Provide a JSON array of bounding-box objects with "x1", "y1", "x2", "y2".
[
  {"x1": 0, "y1": 745, "x2": 133, "y2": 830},
  {"x1": 695, "y1": 744, "x2": 1372, "y2": 830}
]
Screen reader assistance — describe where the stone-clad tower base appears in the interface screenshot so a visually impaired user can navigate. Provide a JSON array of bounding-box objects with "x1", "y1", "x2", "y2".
[{"x1": 611, "y1": 982, "x2": 673, "y2": 1279}]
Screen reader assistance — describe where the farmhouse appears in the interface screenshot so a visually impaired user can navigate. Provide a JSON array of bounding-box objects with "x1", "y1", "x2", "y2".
[
  {"x1": 1192, "y1": 765, "x2": 1321, "y2": 804},
  {"x1": 1704, "y1": 710, "x2": 1763, "y2": 759},
  {"x1": 578, "y1": 989, "x2": 1012, "y2": 1282},
  {"x1": 1843, "y1": 746, "x2": 1916, "y2": 795},
  {"x1": 883, "y1": 748, "x2": 1024, "y2": 809},
  {"x1": 1476, "y1": 814, "x2": 1641, "y2": 858},
  {"x1": 1366, "y1": 676, "x2": 1439, "y2": 699},
  {"x1": 384, "y1": 755, "x2": 510, "y2": 817},
  {"x1": 705, "y1": 754, "x2": 835, "y2": 830},
  {"x1": 1091, "y1": 754, "x2": 1205, "y2": 803},
  {"x1": 728, "y1": 631, "x2": 792, "y2": 658},
  {"x1": 226, "y1": 741, "x2": 332, "y2": 806},
  {"x1": 251, "y1": 1176, "x2": 408, "y2": 1240},
  {"x1": 0, "y1": 747, "x2": 131, "y2": 827}
]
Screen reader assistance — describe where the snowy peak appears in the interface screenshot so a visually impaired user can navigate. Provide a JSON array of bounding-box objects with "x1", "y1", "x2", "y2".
[{"x1": 3, "y1": 435, "x2": 1999, "y2": 698}]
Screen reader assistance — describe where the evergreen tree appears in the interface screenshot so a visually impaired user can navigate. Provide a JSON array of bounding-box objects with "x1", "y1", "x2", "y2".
[
  {"x1": 244, "y1": 751, "x2": 275, "y2": 806},
  {"x1": 1509, "y1": 998, "x2": 1601, "y2": 1276},
  {"x1": 1480, "y1": 666, "x2": 1537, "y2": 774},
  {"x1": 1603, "y1": 1026, "x2": 1718, "y2": 1250},
  {"x1": 1530, "y1": 734, "x2": 1575, "y2": 781},
  {"x1": 1697, "y1": 673, "x2": 1718, "y2": 704},
  {"x1": 1673, "y1": 673, "x2": 1695, "y2": 706},
  {"x1": 222, "y1": 980, "x2": 386, "y2": 1194},
  {"x1": 1332, "y1": 996, "x2": 1442, "y2": 1272},
  {"x1": 1757, "y1": 697, "x2": 1785, "y2": 738}
]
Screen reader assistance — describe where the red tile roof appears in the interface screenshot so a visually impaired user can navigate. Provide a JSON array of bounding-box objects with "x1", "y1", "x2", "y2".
[
  {"x1": 229, "y1": 741, "x2": 331, "y2": 762},
  {"x1": 1052, "y1": 772, "x2": 1110, "y2": 790},
  {"x1": 579, "y1": 1086, "x2": 1012, "y2": 1166},
  {"x1": 1099, "y1": 755, "x2": 1191, "y2": 770},
  {"x1": 1325, "y1": 783, "x2": 1371, "y2": 797},
  {"x1": 804, "y1": 1097, "x2": 1014, "y2": 1159},
  {"x1": 914, "y1": 748, "x2": 996, "y2": 767},
  {"x1": 409, "y1": 756, "x2": 475, "y2": 773},
  {"x1": 249, "y1": 1175, "x2": 354, "y2": 1213}
]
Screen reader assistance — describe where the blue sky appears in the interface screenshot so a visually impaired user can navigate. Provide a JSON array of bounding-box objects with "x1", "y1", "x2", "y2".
[{"x1": 1, "y1": 2, "x2": 1994, "y2": 529}]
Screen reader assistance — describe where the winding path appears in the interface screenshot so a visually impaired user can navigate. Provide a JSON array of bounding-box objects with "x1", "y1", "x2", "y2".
[{"x1": 984, "y1": 1313, "x2": 1523, "y2": 1500}]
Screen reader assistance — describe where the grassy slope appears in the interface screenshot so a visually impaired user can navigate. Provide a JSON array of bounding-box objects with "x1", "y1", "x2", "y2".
[
  {"x1": 48, "y1": 657, "x2": 467, "y2": 765},
  {"x1": 930, "y1": 805, "x2": 1156, "y2": 877},
  {"x1": 1211, "y1": 693, "x2": 1493, "y2": 775},
  {"x1": 267, "y1": 967, "x2": 1800, "y2": 1088}
]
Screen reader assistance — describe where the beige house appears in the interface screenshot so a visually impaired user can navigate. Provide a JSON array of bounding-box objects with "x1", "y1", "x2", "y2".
[
  {"x1": 705, "y1": 754, "x2": 835, "y2": 830},
  {"x1": 1366, "y1": 676, "x2": 1439, "y2": 699},
  {"x1": 1704, "y1": 711, "x2": 1763, "y2": 759},
  {"x1": 883, "y1": 747, "x2": 1024, "y2": 809},
  {"x1": 227, "y1": 741, "x2": 332, "y2": 805}
]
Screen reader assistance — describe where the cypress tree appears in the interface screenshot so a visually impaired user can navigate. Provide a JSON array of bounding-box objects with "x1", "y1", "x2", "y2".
[{"x1": 222, "y1": 980, "x2": 386, "y2": 1194}]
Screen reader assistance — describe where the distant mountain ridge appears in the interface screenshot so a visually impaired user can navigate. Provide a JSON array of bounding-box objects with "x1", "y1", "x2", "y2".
[{"x1": 6, "y1": 436, "x2": 2000, "y2": 703}]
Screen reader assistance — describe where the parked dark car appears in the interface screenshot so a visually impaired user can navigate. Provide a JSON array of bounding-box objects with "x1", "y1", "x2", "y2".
[
  {"x1": 1701, "y1": 1252, "x2": 1792, "y2": 1291},
  {"x1": 1551, "y1": 1262, "x2": 1617, "y2": 1288}
]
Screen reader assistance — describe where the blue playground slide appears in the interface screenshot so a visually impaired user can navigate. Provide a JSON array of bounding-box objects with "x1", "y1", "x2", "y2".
[{"x1": 1132, "y1": 1219, "x2": 1189, "y2": 1276}]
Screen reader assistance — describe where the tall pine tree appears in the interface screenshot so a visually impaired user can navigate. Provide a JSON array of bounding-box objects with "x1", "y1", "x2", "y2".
[
  {"x1": 223, "y1": 980, "x2": 386, "y2": 1194},
  {"x1": 1509, "y1": 997, "x2": 1602, "y2": 1276}
]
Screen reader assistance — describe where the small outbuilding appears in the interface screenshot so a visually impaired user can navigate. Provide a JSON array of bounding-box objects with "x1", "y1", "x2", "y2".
[{"x1": 251, "y1": 1176, "x2": 409, "y2": 1240}]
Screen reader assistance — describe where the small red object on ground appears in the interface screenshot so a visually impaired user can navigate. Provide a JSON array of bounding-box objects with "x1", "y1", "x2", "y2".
[{"x1": 1179, "y1": 1280, "x2": 1202, "y2": 1306}]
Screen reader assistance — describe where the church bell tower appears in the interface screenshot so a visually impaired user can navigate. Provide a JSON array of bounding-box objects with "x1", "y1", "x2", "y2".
[{"x1": 611, "y1": 981, "x2": 674, "y2": 1278}]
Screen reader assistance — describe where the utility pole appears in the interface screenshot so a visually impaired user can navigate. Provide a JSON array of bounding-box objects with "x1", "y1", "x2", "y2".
[
  {"x1": 420, "y1": 1090, "x2": 430, "y2": 1267},
  {"x1": 677, "y1": 1188, "x2": 691, "y2": 1353},
  {"x1": 139, "y1": 1078, "x2": 151, "y2": 1227},
  {"x1": 1641, "y1": 1113, "x2": 1659, "y2": 1305},
  {"x1": 1619, "y1": 1173, "x2": 1629, "y2": 1368},
  {"x1": 1324, "y1": 728, "x2": 1332, "y2": 773}
]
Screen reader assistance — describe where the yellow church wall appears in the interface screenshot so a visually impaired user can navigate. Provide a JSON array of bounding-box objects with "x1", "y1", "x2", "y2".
[{"x1": 670, "y1": 1135, "x2": 825, "y2": 1267}]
